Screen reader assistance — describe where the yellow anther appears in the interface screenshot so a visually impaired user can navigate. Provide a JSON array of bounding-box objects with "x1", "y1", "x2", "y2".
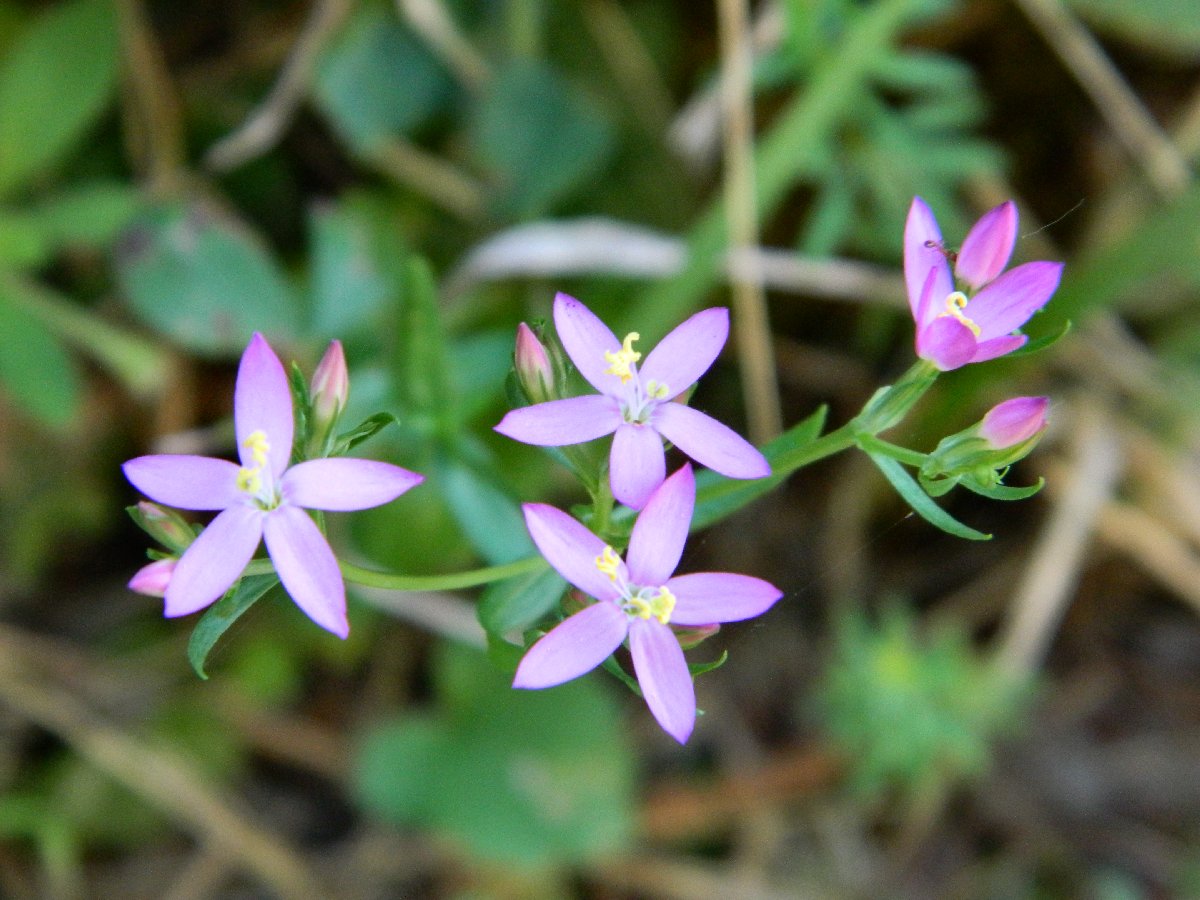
[
  {"x1": 236, "y1": 467, "x2": 262, "y2": 495},
  {"x1": 627, "y1": 587, "x2": 676, "y2": 624},
  {"x1": 603, "y1": 333, "x2": 642, "y2": 383},
  {"x1": 243, "y1": 430, "x2": 271, "y2": 467},
  {"x1": 645, "y1": 380, "x2": 670, "y2": 400},
  {"x1": 941, "y1": 291, "x2": 981, "y2": 337},
  {"x1": 595, "y1": 545, "x2": 622, "y2": 581}
]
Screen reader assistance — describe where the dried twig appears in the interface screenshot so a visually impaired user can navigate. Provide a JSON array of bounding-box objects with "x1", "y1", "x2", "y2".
[
  {"x1": 1013, "y1": 0, "x2": 1192, "y2": 197},
  {"x1": 396, "y1": 0, "x2": 489, "y2": 89},
  {"x1": 717, "y1": 0, "x2": 782, "y2": 442},
  {"x1": 995, "y1": 402, "x2": 1125, "y2": 674},
  {"x1": 205, "y1": 0, "x2": 356, "y2": 172}
]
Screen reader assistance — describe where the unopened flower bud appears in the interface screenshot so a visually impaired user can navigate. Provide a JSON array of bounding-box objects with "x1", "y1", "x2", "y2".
[
  {"x1": 514, "y1": 323, "x2": 555, "y2": 405},
  {"x1": 979, "y1": 396, "x2": 1048, "y2": 449},
  {"x1": 130, "y1": 501, "x2": 195, "y2": 552},
  {"x1": 672, "y1": 622, "x2": 721, "y2": 650},
  {"x1": 310, "y1": 340, "x2": 349, "y2": 443},
  {"x1": 129, "y1": 558, "x2": 176, "y2": 598}
]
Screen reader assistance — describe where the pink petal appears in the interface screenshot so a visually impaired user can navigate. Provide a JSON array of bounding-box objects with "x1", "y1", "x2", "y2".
[
  {"x1": 235, "y1": 333, "x2": 294, "y2": 476},
  {"x1": 523, "y1": 503, "x2": 624, "y2": 602},
  {"x1": 494, "y1": 395, "x2": 621, "y2": 446},
  {"x1": 980, "y1": 396, "x2": 1048, "y2": 448},
  {"x1": 610, "y1": 423, "x2": 666, "y2": 510},
  {"x1": 969, "y1": 334, "x2": 1027, "y2": 364},
  {"x1": 263, "y1": 505, "x2": 348, "y2": 638},
  {"x1": 917, "y1": 316, "x2": 977, "y2": 371},
  {"x1": 123, "y1": 455, "x2": 241, "y2": 510},
  {"x1": 282, "y1": 458, "x2": 423, "y2": 510},
  {"x1": 956, "y1": 201, "x2": 1017, "y2": 291},
  {"x1": 653, "y1": 403, "x2": 769, "y2": 479},
  {"x1": 967, "y1": 261, "x2": 1063, "y2": 339},
  {"x1": 552, "y1": 292, "x2": 624, "y2": 396},
  {"x1": 666, "y1": 572, "x2": 783, "y2": 625},
  {"x1": 626, "y1": 464, "x2": 694, "y2": 586},
  {"x1": 512, "y1": 601, "x2": 628, "y2": 689},
  {"x1": 903, "y1": 197, "x2": 953, "y2": 322},
  {"x1": 629, "y1": 619, "x2": 695, "y2": 744},
  {"x1": 638, "y1": 307, "x2": 729, "y2": 397},
  {"x1": 165, "y1": 504, "x2": 264, "y2": 617}
]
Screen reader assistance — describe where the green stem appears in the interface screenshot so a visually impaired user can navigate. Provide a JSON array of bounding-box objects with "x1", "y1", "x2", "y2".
[
  {"x1": 855, "y1": 433, "x2": 929, "y2": 467},
  {"x1": 339, "y1": 556, "x2": 546, "y2": 591}
]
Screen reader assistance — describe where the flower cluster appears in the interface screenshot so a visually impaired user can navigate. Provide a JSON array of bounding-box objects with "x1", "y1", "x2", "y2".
[{"x1": 124, "y1": 335, "x2": 423, "y2": 638}]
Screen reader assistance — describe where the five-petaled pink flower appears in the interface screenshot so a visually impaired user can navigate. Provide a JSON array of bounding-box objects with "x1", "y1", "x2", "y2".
[
  {"x1": 513, "y1": 464, "x2": 782, "y2": 744},
  {"x1": 904, "y1": 198, "x2": 1063, "y2": 371},
  {"x1": 123, "y1": 333, "x2": 423, "y2": 637},
  {"x1": 495, "y1": 293, "x2": 770, "y2": 510}
]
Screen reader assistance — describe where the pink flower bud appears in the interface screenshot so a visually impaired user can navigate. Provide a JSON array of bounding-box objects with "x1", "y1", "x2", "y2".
[
  {"x1": 129, "y1": 558, "x2": 177, "y2": 598},
  {"x1": 310, "y1": 340, "x2": 349, "y2": 434},
  {"x1": 514, "y1": 322, "x2": 555, "y2": 404},
  {"x1": 980, "y1": 396, "x2": 1048, "y2": 449},
  {"x1": 134, "y1": 501, "x2": 195, "y2": 552}
]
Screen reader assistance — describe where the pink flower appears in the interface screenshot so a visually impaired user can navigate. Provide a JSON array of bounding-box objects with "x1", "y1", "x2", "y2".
[
  {"x1": 123, "y1": 333, "x2": 423, "y2": 637},
  {"x1": 979, "y1": 396, "x2": 1048, "y2": 448},
  {"x1": 128, "y1": 559, "x2": 176, "y2": 597},
  {"x1": 513, "y1": 465, "x2": 782, "y2": 743},
  {"x1": 495, "y1": 293, "x2": 769, "y2": 509},
  {"x1": 904, "y1": 198, "x2": 1063, "y2": 371}
]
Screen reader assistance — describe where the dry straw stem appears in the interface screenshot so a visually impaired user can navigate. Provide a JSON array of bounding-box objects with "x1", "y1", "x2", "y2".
[
  {"x1": 1013, "y1": 0, "x2": 1192, "y2": 197},
  {"x1": 397, "y1": 0, "x2": 490, "y2": 89},
  {"x1": 205, "y1": 0, "x2": 355, "y2": 172},
  {"x1": 995, "y1": 401, "x2": 1125, "y2": 675},
  {"x1": 583, "y1": 0, "x2": 675, "y2": 133},
  {"x1": 115, "y1": 0, "x2": 187, "y2": 194},
  {"x1": 366, "y1": 138, "x2": 486, "y2": 221},
  {"x1": 0, "y1": 628, "x2": 323, "y2": 899},
  {"x1": 717, "y1": 0, "x2": 782, "y2": 443}
]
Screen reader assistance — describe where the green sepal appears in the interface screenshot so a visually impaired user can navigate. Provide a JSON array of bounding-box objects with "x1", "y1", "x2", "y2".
[
  {"x1": 1007, "y1": 319, "x2": 1071, "y2": 358},
  {"x1": 687, "y1": 650, "x2": 729, "y2": 678},
  {"x1": 867, "y1": 450, "x2": 991, "y2": 541},
  {"x1": 960, "y1": 477, "x2": 1044, "y2": 501},
  {"x1": 187, "y1": 573, "x2": 279, "y2": 679},
  {"x1": 288, "y1": 361, "x2": 312, "y2": 462},
  {"x1": 331, "y1": 412, "x2": 399, "y2": 456}
]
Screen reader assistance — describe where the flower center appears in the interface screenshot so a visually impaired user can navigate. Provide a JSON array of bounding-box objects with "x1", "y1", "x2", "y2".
[
  {"x1": 236, "y1": 429, "x2": 279, "y2": 508},
  {"x1": 604, "y1": 333, "x2": 642, "y2": 383},
  {"x1": 941, "y1": 291, "x2": 981, "y2": 337},
  {"x1": 593, "y1": 543, "x2": 676, "y2": 625}
]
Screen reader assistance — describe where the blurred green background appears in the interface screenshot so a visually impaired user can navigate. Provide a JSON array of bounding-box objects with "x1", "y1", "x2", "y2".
[{"x1": 1, "y1": 0, "x2": 1199, "y2": 896}]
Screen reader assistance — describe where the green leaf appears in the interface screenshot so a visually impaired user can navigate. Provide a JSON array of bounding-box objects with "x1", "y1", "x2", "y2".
[
  {"x1": 313, "y1": 2, "x2": 454, "y2": 152},
  {"x1": 354, "y1": 644, "x2": 633, "y2": 866},
  {"x1": 0, "y1": 0, "x2": 118, "y2": 196},
  {"x1": 471, "y1": 61, "x2": 615, "y2": 218},
  {"x1": 439, "y1": 459, "x2": 533, "y2": 565},
  {"x1": 115, "y1": 203, "x2": 301, "y2": 357},
  {"x1": 187, "y1": 574, "x2": 280, "y2": 679},
  {"x1": 26, "y1": 180, "x2": 141, "y2": 248},
  {"x1": 0, "y1": 284, "x2": 78, "y2": 425},
  {"x1": 867, "y1": 450, "x2": 991, "y2": 540},
  {"x1": 478, "y1": 566, "x2": 566, "y2": 636},
  {"x1": 331, "y1": 412, "x2": 399, "y2": 455},
  {"x1": 394, "y1": 255, "x2": 453, "y2": 426},
  {"x1": 688, "y1": 650, "x2": 729, "y2": 678},
  {"x1": 690, "y1": 405, "x2": 827, "y2": 529},
  {"x1": 307, "y1": 199, "x2": 393, "y2": 339}
]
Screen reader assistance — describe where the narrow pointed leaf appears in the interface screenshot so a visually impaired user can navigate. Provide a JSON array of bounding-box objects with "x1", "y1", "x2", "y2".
[
  {"x1": 187, "y1": 574, "x2": 280, "y2": 679},
  {"x1": 867, "y1": 450, "x2": 992, "y2": 541}
]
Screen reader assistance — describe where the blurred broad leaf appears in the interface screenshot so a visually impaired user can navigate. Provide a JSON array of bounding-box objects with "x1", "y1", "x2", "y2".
[
  {"x1": 0, "y1": 284, "x2": 78, "y2": 425},
  {"x1": 438, "y1": 458, "x2": 533, "y2": 565},
  {"x1": 355, "y1": 643, "x2": 633, "y2": 867},
  {"x1": 478, "y1": 566, "x2": 566, "y2": 637},
  {"x1": 471, "y1": 61, "x2": 615, "y2": 218},
  {"x1": 115, "y1": 203, "x2": 301, "y2": 356},
  {"x1": 0, "y1": 181, "x2": 142, "y2": 268},
  {"x1": 0, "y1": 0, "x2": 118, "y2": 197},
  {"x1": 313, "y1": 1, "x2": 454, "y2": 153},
  {"x1": 307, "y1": 200, "x2": 393, "y2": 339}
]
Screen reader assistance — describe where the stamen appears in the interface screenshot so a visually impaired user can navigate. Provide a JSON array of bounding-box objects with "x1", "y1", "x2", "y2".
[
  {"x1": 645, "y1": 379, "x2": 670, "y2": 400},
  {"x1": 941, "y1": 291, "x2": 981, "y2": 337},
  {"x1": 626, "y1": 586, "x2": 676, "y2": 624},
  {"x1": 243, "y1": 430, "x2": 271, "y2": 467},
  {"x1": 603, "y1": 333, "x2": 642, "y2": 383},
  {"x1": 595, "y1": 545, "x2": 622, "y2": 581},
  {"x1": 236, "y1": 467, "x2": 262, "y2": 495}
]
